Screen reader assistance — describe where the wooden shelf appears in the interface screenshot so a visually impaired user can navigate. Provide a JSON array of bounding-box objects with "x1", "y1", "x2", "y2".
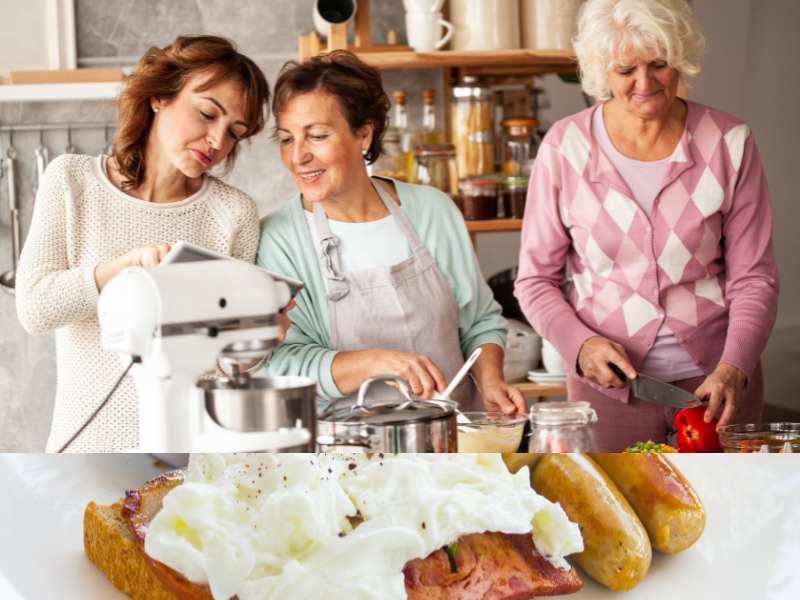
[
  {"x1": 513, "y1": 381, "x2": 567, "y2": 398},
  {"x1": 340, "y1": 48, "x2": 576, "y2": 71},
  {"x1": 465, "y1": 218, "x2": 523, "y2": 233},
  {"x1": 0, "y1": 81, "x2": 121, "y2": 103}
]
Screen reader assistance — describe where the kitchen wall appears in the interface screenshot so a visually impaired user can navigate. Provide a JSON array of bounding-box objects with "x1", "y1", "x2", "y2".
[{"x1": 1, "y1": 0, "x2": 798, "y2": 450}]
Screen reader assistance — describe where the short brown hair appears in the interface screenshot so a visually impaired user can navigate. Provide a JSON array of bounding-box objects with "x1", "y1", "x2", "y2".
[
  {"x1": 272, "y1": 51, "x2": 390, "y2": 163},
  {"x1": 113, "y1": 35, "x2": 269, "y2": 189}
]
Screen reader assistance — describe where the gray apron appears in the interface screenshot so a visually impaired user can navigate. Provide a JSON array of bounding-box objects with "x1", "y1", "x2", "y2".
[{"x1": 312, "y1": 178, "x2": 474, "y2": 407}]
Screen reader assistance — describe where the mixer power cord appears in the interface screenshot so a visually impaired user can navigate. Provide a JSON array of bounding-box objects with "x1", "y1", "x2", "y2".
[{"x1": 56, "y1": 356, "x2": 141, "y2": 453}]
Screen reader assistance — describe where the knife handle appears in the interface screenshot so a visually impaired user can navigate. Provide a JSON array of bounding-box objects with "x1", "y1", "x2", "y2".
[{"x1": 608, "y1": 362, "x2": 628, "y2": 383}]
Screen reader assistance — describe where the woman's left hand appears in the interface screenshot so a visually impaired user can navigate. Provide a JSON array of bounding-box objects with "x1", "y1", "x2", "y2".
[
  {"x1": 278, "y1": 299, "x2": 296, "y2": 342},
  {"x1": 481, "y1": 380, "x2": 527, "y2": 416},
  {"x1": 694, "y1": 362, "x2": 747, "y2": 429}
]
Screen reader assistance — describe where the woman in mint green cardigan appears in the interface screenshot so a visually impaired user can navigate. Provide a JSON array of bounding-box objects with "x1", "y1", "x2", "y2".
[{"x1": 257, "y1": 52, "x2": 524, "y2": 414}]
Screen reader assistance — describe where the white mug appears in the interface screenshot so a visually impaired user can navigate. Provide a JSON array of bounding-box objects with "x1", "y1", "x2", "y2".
[
  {"x1": 313, "y1": 0, "x2": 357, "y2": 37},
  {"x1": 403, "y1": 0, "x2": 445, "y2": 12},
  {"x1": 405, "y1": 11, "x2": 453, "y2": 52},
  {"x1": 541, "y1": 338, "x2": 566, "y2": 375}
]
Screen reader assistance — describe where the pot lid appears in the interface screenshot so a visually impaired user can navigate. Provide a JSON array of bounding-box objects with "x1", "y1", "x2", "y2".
[{"x1": 319, "y1": 376, "x2": 456, "y2": 426}]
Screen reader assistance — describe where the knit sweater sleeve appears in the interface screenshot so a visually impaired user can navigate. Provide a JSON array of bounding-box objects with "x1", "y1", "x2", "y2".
[
  {"x1": 15, "y1": 155, "x2": 100, "y2": 335},
  {"x1": 229, "y1": 192, "x2": 260, "y2": 263},
  {"x1": 257, "y1": 203, "x2": 341, "y2": 400},
  {"x1": 514, "y1": 141, "x2": 597, "y2": 373},
  {"x1": 718, "y1": 129, "x2": 780, "y2": 376}
]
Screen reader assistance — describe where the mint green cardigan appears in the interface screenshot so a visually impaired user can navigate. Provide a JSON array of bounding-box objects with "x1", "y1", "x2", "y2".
[{"x1": 257, "y1": 179, "x2": 506, "y2": 401}]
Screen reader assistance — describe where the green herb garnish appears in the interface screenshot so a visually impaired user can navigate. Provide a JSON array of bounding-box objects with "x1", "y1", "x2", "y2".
[{"x1": 445, "y1": 543, "x2": 458, "y2": 573}]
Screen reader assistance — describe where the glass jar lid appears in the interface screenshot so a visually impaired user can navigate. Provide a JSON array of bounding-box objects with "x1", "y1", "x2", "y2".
[
  {"x1": 415, "y1": 143, "x2": 456, "y2": 157},
  {"x1": 501, "y1": 176, "x2": 529, "y2": 190},
  {"x1": 459, "y1": 177, "x2": 498, "y2": 196},
  {"x1": 501, "y1": 117, "x2": 539, "y2": 136},
  {"x1": 529, "y1": 401, "x2": 598, "y2": 427},
  {"x1": 453, "y1": 76, "x2": 493, "y2": 99}
]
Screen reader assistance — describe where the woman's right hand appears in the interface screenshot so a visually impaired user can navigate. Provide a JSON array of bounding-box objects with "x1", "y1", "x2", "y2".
[
  {"x1": 577, "y1": 336, "x2": 637, "y2": 388},
  {"x1": 366, "y1": 349, "x2": 448, "y2": 400},
  {"x1": 94, "y1": 243, "x2": 172, "y2": 291}
]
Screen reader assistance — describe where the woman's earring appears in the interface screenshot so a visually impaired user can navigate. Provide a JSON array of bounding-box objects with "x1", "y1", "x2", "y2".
[
  {"x1": 361, "y1": 148, "x2": 368, "y2": 157},
  {"x1": 153, "y1": 107, "x2": 160, "y2": 113}
]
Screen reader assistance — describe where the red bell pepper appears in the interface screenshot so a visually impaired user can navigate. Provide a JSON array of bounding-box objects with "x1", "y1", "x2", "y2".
[{"x1": 674, "y1": 405, "x2": 721, "y2": 452}]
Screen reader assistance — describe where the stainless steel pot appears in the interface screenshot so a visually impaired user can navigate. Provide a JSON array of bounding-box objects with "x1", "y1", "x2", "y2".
[
  {"x1": 199, "y1": 375, "x2": 317, "y2": 451},
  {"x1": 317, "y1": 376, "x2": 458, "y2": 452}
]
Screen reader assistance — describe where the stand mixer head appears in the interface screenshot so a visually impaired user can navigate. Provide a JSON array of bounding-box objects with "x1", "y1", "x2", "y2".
[{"x1": 98, "y1": 258, "x2": 316, "y2": 453}]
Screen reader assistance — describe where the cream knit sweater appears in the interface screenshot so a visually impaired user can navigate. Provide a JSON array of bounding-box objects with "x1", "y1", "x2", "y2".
[{"x1": 15, "y1": 154, "x2": 260, "y2": 452}]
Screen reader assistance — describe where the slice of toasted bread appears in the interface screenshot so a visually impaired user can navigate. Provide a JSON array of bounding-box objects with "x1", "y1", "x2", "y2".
[{"x1": 84, "y1": 500, "x2": 179, "y2": 600}]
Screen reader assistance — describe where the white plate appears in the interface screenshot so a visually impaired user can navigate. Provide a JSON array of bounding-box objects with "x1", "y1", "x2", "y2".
[
  {"x1": 0, "y1": 454, "x2": 799, "y2": 600},
  {"x1": 527, "y1": 369, "x2": 567, "y2": 384}
]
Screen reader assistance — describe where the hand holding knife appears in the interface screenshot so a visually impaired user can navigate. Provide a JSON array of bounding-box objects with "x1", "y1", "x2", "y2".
[{"x1": 607, "y1": 363, "x2": 702, "y2": 409}]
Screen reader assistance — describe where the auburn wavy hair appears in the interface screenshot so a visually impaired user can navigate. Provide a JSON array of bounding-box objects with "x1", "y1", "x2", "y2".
[{"x1": 113, "y1": 35, "x2": 269, "y2": 189}]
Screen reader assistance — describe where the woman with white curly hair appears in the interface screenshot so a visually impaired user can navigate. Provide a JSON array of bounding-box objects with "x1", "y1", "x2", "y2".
[{"x1": 515, "y1": 0, "x2": 779, "y2": 450}]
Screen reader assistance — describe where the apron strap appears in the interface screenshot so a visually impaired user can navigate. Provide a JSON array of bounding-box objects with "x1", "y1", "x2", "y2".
[
  {"x1": 371, "y1": 178, "x2": 427, "y2": 255},
  {"x1": 313, "y1": 202, "x2": 349, "y2": 301}
]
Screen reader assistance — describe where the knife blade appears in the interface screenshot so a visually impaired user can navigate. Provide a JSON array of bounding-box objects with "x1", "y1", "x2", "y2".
[{"x1": 608, "y1": 363, "x2": 701, "y2": 409}]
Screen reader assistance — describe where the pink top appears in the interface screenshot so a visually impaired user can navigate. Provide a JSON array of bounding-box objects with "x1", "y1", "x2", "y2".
[
  {"x1": 515, "y1": 100, "x2": 779, "y2": 402},
  {"x1": 592, "y1": 106, "x2": 704, "y2": 381}
]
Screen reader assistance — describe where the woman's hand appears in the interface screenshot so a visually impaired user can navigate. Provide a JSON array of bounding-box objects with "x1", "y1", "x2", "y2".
[
  {"x1": 365, "y1": 350, "x2": 448, "y2": 399},
  {"x1": 94, "y1": 243, "x2": 172, "y2": 291},
  {"x1": 577, "y1": 336, "x2": 637, "y2": 388},
  {"x1": 124, "y1": 243, "x2": 173, "y2": 268},
  {"x1": 481, "y1": 380, "x2": 527, "y2": 415},
  {"x1": 278, "y1": 299, "x2": 296, "y2": 342},
  {"x1": 694, "y1": 362, "x2": 746, "y2": 429}
]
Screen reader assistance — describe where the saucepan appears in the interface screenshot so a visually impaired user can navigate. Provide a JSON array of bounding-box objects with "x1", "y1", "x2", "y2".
[{"x1": 317, "y1": 375, "x2": 458, "y2": 452}]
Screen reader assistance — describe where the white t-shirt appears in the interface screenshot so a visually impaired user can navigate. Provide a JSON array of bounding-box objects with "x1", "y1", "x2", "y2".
[
  {"x1": 304, "y1": 210, "x2": 411, "y2": 278},
  {"x1": 593, "y1": 107, "x2": 704, "y2": 381}
]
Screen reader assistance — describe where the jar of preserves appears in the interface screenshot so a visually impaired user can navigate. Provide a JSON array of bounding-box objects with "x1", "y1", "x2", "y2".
[
  {"x1": 500, "y1": 117, "x2": 539, "y2": 177},
  {"x1": 500, "y1": 176, "x2": 529, "y2": 218},
  {"x1": 413, "y1": 144, "x2": 458, "y2": 197},
  {"x1": 459, "y1": 177, "x2": 498, "y2": 220},
  {"x1": 452, "y1": 77, "x2": 495, "y2": 179},
  {"x1": 528, "y1": 400, "x2": 598, "y2": 452}
]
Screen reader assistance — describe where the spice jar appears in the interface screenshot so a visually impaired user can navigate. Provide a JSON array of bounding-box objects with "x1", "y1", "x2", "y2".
[
  {"x1": 459, "y1": 177, "x2": 498, "y2": 220},
  {"x1": 413, "y1": 144, "x2": 458, "y2": 197},
  {"x1": 501, "y1": 117, "x2": 539, "y2": 177},
  {"x1": 500, "y1": 176, "x2": 529, "y2": 219},
  {"x1": 452, "y1": 77, "x2": 495, "y2": 178},
  {"x1": 528, "y1": 400, "x2": 598, "y2": 452}
]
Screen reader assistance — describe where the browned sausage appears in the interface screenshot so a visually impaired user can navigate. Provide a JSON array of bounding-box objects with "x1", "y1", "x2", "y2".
[
  {"x1": 532, "y1": 454, "x2": 652, "y2": 591},
  {"x1": 591, "y1": 453, "x2": 706, "y2": 554}
]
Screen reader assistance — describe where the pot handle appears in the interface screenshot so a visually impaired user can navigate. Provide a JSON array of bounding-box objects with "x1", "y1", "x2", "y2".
[{"x1": 355, "y1": 375, "x2": 413, "y2": 409}]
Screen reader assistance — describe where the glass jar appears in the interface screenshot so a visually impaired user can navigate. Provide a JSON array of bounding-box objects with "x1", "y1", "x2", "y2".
[
  {"x1": 451, "y1": 77, "x2": 495, "y2": 178},
  {"x1": 370, "y1": 128, "x2": 408, "y2": 181},
  {"x1": 718, "y1": 423, "x2": 800, "y2": 453},
  {"x1": 459, "y1": 177, "x2": 498, "y2": 220},
  {"x1": 413, "y1": 144, "x2": 458, "y2": 196},
  {"x1": 501, "y1": 117, "x2": 539, "y2": 177},
  {"x1": 500, "y1": 176, "x2": 528, "y2": 218},
  {"x1": 527, "y1": 400, "x2": 598, "y2": 452}
]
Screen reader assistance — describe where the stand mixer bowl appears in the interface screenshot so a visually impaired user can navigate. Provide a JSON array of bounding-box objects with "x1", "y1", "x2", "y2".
[{"x1": 200, "y1": 375, "x2": 317, "y2": 451}]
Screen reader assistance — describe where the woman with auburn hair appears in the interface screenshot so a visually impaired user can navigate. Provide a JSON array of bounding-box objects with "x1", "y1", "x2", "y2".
[
  {"x1": 515, "y1": 0, "x2": 779, "y2": 450},
  {"x1": 259, "y1": 51, "x2": 525, "y2": 415},
  {"x1": 16, "y1": 35, "x2": 270, "y2": 452}
]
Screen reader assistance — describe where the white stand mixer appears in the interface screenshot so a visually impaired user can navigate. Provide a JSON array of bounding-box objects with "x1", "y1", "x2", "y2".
[{"x1": 98, "y1": 253, "x2": 313, "y2": 453}]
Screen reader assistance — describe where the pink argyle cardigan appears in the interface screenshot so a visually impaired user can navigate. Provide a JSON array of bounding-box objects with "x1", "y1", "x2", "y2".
[{"x1": 515, "y1": 101, "x2": 779, "y2": 402}]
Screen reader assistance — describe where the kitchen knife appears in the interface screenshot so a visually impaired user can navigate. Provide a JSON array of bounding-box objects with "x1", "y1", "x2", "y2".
[{"x1": 608, "y1": 363, "x2": 702, "y2": 409}]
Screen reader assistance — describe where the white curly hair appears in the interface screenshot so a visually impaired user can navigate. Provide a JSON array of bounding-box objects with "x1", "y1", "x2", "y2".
[{"x1": 573, "y1": 0, "x2": 706, "y2": 102}]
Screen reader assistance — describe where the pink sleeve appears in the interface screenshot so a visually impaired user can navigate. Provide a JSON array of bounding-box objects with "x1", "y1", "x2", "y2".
[
  {"x1": 514, "y1": 142, "x2": 597, "y2": 373},
  {"x1": 719, "y1": 132, "x2": 779, "y2": 376}
]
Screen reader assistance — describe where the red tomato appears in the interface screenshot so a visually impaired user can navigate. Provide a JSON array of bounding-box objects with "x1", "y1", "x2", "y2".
[{"x1": 674, "y1": 405, "x2": 721, "y2": 452}]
